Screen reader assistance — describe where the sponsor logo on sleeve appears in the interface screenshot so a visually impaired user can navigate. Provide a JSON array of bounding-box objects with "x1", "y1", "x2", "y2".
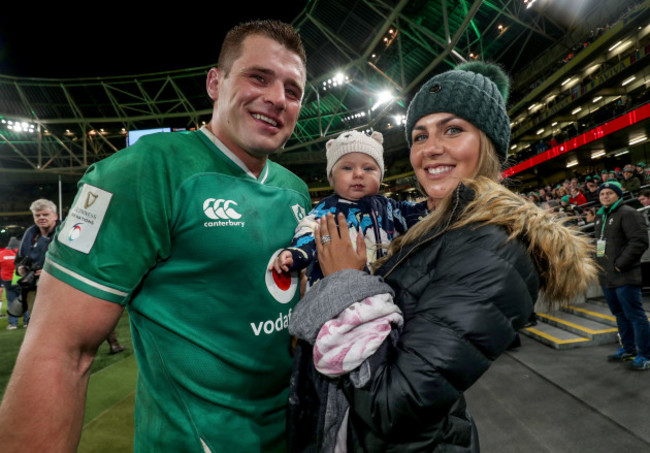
[
  {"x1": 67, "y1": 223, "x2": 83, "y2": 241},
  {"x1": 58, "y1": 184, "x2": 112, "y2": 254}
]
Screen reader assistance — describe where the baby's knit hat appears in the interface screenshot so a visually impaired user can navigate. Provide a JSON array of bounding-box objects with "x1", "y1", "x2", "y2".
[
  {"x1": 598, "y1": 180, "x2": 623, "y2": 198},
  {"x1": 405, "y1": 61, "x2": 511, "y2": 157},
  {"x1": 326, "y1": 130, "x2": 385, "y2": 182}
]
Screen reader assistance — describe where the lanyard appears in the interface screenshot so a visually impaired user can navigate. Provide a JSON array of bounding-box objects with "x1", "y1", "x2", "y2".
[{"x1": 599, "y1": 199, "x2": 621, "y2": 239}]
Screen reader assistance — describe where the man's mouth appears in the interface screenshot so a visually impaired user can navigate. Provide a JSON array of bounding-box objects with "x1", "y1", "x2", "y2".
[{"x1": 252, "y1": 113, "x2": 279, "y2": 127}]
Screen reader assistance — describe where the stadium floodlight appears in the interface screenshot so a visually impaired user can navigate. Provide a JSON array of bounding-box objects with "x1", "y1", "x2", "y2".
[
  {"x1": 372, "y1": 90, "x2": 394, "y2": 111},
  {"x1": 393, "y1": 114, "x2": 406, "y2": 125},
  {"x1": 5, "y1": 120, "x2": 36, "y2": 134}
]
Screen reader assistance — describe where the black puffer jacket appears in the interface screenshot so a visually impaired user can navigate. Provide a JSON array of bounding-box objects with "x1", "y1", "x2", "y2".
[
  {"x1": 341, "y1": 192, "x2": 538, "y2": 452},
  {"x1": 594, "y1": 201, "x2": 648, "y2": 288},
  {"x1": 289, "y1": 181, "x2": 597, "y2": 452}
]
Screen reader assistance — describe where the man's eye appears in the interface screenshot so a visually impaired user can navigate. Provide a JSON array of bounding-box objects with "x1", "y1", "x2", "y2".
[{"x1": 286, "y1": 88, "x2": 301, "y2": 99}]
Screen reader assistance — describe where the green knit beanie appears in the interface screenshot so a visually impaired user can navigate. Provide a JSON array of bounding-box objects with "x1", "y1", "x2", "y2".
[
  {"x1": 405, "y1": 61, "x2": 511, "y2": 157},
  {"x1": 598, "y1": 180, "x2": 623, "y2": 198}
]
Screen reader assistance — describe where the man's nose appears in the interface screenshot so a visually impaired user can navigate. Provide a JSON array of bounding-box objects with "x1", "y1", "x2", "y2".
[{"x1": 264, "y1": 81, "x2": 287, "y2": 111}]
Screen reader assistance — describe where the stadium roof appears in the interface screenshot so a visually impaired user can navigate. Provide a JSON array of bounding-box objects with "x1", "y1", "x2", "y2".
[{"x1": 0, "y1": 0, "x2": 644, "y2": 183}]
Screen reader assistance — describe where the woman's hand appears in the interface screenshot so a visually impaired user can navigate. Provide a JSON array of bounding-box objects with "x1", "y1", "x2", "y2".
[{"x1": 314, "y1": 212, "x2": 367, "y2": 276}]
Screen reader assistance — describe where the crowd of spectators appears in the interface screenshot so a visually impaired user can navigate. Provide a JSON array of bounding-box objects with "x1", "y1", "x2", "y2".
[
  {"x1": 512, "y1": 84, "x2": 650, "y2": 164},
  {"x1": 511, "y1": 0, "x2": 645, "y2": 107},
  {"x1": 515, "y1": 162, "x2": 650, "y2": 226}
]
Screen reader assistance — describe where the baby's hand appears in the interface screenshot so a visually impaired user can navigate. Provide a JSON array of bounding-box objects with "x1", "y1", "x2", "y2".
[{"x1": 271, "y1": 250, "x2": 294, "y2": 274}]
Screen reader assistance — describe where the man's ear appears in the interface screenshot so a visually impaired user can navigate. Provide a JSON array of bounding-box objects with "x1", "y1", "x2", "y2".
[{"x1": 206, "y1": 68, "x2": 221, "y2": 102}]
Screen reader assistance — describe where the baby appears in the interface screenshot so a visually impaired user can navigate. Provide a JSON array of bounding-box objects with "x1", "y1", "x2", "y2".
[
  {"x1": 274, "y1": 130, "x2": 428, "y2": 452},
  {"x1": 271, "y1": 129, "x2": 427, "y2": 289}
]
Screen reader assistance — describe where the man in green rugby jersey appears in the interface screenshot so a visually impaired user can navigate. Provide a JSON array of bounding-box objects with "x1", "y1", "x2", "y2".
[{"x1": 0, "y1": 20, "x2": 311, "y2": 452}]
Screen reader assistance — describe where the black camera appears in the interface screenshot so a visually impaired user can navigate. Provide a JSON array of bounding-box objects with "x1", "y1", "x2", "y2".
[
  {"x1": 16, "y1": 258, "x2": 41, "y2": 290},
  {"x1": 18, "y1": 269, "x2": 38, "y2": 289}
]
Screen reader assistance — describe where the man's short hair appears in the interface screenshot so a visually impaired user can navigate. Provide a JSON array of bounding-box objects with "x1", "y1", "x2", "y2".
[
  {"x1": 639, "y1": 189, "x2": 650, "y2": 199},
  {"x1": 217, "y1": 20, "x2": 307, "y2": 76},
  {"x1": 29, "y1": 199, "x2": 57, "y2": 214}
]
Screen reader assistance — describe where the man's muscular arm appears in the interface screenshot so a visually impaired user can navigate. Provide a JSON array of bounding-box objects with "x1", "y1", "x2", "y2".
[{"x1": 0, "y1": 271, "x2": 125, "y2": 452}]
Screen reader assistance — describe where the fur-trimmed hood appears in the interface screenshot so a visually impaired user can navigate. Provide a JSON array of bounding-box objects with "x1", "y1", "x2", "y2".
[{"x1": 454, "y1": 177, "x2": 598, "y2": 307}]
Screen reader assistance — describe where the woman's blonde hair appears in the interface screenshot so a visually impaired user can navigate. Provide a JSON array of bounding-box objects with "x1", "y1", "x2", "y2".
[
  {"x1": 374, "y1": 129, "x2": 598, "y2": 307},
  {"x1": 375, "y1": 131, "x2": 500, "y2": 267}
]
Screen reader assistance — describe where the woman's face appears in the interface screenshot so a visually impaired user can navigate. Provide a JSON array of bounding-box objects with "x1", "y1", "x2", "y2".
[{"x1": 410, "y1": 113, "x2": 481, "y2": 207}]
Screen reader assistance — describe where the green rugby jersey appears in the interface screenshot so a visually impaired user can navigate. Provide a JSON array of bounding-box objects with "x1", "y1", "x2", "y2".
[{"x1": 46, "y1": 128, "x2": 310, "y2": 452}]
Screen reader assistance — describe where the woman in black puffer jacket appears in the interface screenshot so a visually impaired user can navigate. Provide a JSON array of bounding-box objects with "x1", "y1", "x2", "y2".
[{"x1": 288, "y1": 62, "x2": 597, "y2": 452}]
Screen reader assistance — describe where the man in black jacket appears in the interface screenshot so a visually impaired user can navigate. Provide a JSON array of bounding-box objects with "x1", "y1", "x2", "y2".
[
  {"x1": 621, "y1": 164, "x2": 641, "y2": 194},
  {"x1": 594, "y1": 181, "x2": 650, "y2": 370}
]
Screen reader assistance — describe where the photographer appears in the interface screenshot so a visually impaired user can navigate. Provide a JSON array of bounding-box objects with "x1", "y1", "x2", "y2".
[
  {"x1": 11, "y1": 199, "x2": 126, "y2": 352},
  {"x1": 10, "y1": 199, "x2": 60, "y2": 329}
]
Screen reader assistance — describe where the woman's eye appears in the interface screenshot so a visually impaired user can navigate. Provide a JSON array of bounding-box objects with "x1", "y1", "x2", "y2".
[
  {"x1": 446, "y1": 126, "x2": 462, "y2": 134},
  {"x1": 413, "y1": 133, "x2": 427, "y2": 142}
]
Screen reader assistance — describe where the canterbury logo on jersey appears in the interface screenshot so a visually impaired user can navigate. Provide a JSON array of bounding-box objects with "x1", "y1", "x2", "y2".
[{"x1": 203, "y1": 198, "x2": 245, "y2": 228}]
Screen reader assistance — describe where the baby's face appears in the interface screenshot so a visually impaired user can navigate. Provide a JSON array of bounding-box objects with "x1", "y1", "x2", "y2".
[{"x1": 330, "y1": 152, "x2": 381, "y2": 200}]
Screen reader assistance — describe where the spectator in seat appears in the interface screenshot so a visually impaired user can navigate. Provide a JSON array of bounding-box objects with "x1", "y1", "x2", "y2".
[
  {"x1": 584, "y1": 176, "x2": 600, "y2": 204},
  {"x1": 569, "y1": 185, "x2": 587, "y2": 206},
  {"x1": 622, "y1": 164, "x2": 641, "y2": 194}
]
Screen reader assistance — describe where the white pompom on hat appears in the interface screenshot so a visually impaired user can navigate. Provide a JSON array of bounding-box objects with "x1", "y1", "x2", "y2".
[{"x1": 325, "y1": 130, "x2": 385, "y2": 184}]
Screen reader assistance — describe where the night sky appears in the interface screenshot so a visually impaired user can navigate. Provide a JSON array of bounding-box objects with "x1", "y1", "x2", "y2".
[{"x1": 0, "y1": 3, "x2": 307, "y2": 78}]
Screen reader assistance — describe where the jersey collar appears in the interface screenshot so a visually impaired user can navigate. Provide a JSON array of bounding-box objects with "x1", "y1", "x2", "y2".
[{"x1": 200, "y1": 126, "x2": 269, "y2": 183}]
